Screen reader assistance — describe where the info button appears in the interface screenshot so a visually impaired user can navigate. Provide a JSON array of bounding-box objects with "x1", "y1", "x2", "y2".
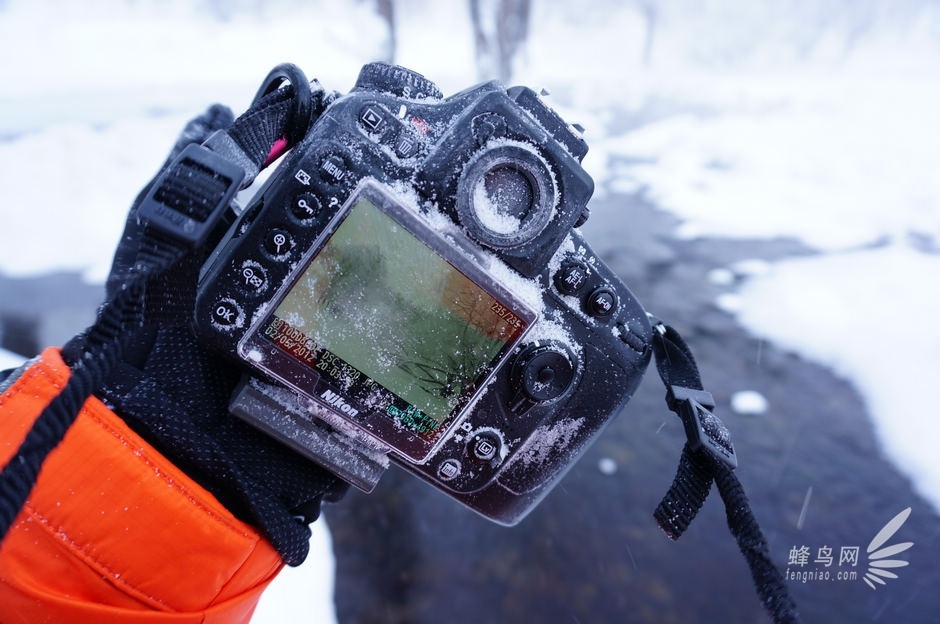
[{"x1": 437, "y1": 458, "x2": 461, "y2": 481}]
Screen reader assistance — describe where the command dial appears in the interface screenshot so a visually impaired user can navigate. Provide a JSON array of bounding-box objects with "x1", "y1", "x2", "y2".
[{"x1": 353, "y1": 62, "x2": 443, "y2": 100}]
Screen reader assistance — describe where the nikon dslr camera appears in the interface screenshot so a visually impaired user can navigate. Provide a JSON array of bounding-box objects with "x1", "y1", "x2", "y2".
[{"x1": 193, "y1": 63, "x2": 652, "y2": 525}]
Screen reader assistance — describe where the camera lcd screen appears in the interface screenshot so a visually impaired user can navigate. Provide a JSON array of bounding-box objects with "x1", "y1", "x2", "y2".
[{"x1": 248, "y1": 183, "x2": 535, "y2": 461}]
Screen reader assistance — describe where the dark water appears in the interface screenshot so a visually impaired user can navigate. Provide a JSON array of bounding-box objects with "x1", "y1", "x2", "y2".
[
  {"x1": 2, "y1": 192, "x2": 937, "y2": 624},
  {"x1": 0, "y1": 272, "x2": 102, "y2": 355}
]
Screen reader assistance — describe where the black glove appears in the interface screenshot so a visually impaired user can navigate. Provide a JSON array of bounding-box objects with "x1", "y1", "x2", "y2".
[{"x1": 63, "y1": 104, "x2": 347, "y2": 566}]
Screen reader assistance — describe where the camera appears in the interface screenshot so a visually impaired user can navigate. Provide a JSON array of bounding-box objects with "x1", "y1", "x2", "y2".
[{"x1": 193, "y1": 63, "x2": 653, "y2": 525}]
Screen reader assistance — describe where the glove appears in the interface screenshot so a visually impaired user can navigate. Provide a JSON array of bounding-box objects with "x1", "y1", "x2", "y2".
[{"x1": 62, "y1": 104, "x2": 347, "y2": 566}]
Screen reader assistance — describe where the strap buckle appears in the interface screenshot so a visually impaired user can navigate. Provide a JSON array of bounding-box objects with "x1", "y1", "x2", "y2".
[
  {"x1": 138, "y1": 142, "x2": 245, "y2": 247},
  {"x1": 666, "y1": 385, "x2": 738, "y2": 469}
]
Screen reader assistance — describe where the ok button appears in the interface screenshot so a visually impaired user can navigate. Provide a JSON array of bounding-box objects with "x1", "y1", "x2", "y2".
[{"x1": 212, "y1": 298, "x2": 243, "y2": 329}]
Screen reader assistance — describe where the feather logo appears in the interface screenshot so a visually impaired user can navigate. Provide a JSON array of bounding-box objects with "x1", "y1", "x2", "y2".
[{"x1": 863, "y1": 507, "x2": 913, "y2": 590}]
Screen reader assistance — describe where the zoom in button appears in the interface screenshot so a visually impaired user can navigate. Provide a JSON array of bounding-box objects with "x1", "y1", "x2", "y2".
[{"x1": 263, "y1": 228, "x2": 294, "y2": 258}]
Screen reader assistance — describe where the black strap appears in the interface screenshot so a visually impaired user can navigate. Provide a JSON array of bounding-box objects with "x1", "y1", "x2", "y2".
[
  {"x1": 0, "y1": 66, "x2": 326, "y2": 543},
  {"x1": 0, "y1": 243, "x2": 184, "y2": 540},
  {"x1": 651, "y1": 321, "x2": 800, "y2": 624}
]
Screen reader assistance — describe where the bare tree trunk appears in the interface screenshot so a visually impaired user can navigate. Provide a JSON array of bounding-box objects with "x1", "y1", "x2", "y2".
[
  {"x1": 469, "y1": 0, "x2": 531, "y2": 83},
  {"x1": 497, "y1": 0, "x2": 530, "y2": 81},
  {"x1": 637, "y1": 0, "x2": 657, "y2": 65},
  {"x1": 375, "y1": 0, "x2": 396, "y2": 64}
]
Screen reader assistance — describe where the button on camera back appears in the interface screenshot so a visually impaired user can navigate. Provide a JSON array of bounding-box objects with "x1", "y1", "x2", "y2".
[
  {"x1": 263, "y1": 228, "x2": 294, "y2": 258},
  {"x1": 290, "y1": 192, "x2": 322, "y2": 222}
]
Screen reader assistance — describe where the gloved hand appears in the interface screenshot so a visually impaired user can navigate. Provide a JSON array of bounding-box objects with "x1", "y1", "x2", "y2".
[{"x1": 62, "y1": 103, "x2": 347, "y2": 566}]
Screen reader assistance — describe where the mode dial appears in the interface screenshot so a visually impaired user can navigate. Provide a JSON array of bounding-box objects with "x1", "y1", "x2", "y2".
[{"x1": 353, "y1": 62, "x2": 443, "y2": 100}]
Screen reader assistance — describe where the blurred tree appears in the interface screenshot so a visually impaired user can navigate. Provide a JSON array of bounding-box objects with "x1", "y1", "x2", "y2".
[
  {"x1": 374, "y1": 0, "x2": 396, "y2": 63},
  {"x1": 636, "y1": 0, "x2": 658, "y2": 64},
  {"x1": 469, "y1": 0, "x2": 531, "y2": 82}
]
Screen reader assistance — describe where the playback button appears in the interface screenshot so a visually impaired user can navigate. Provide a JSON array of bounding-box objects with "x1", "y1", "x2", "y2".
[{"x1": 359, "y1": 104, "x2": 390, "y2": 134}]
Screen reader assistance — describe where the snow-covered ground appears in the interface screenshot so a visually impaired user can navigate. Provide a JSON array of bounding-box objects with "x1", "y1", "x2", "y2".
[
  {"x1": 0, "y1": 347, "x2": 23, "y2": 371},
  {"x1": 2, "y1": 1, "x2": 939, "y2": 621}
]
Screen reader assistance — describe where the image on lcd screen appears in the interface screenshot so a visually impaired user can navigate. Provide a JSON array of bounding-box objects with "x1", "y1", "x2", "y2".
[{"x1": 262, "y1": 194, "x2": 529, "y2": 435}]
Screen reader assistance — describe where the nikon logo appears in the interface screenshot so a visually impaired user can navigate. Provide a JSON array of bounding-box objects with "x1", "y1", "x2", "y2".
[{"x1": 320, "y1": 390, "x2": 360, "y2": 418}]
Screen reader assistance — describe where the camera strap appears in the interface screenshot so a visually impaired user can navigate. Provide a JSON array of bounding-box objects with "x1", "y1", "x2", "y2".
[
  {"x1": 650, "y1": 321, "x2": 799, "y2": 623},
  {"x1": 0, "y1": 66, "x2": 326, "y2": 543}
]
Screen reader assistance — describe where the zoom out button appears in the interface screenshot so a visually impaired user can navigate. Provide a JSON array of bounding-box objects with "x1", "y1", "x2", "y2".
[{"x1": 238, "y1": 260, "x2": 268, "y2": 294}]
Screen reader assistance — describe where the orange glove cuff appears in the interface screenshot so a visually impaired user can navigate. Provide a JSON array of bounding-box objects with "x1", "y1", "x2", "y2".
[{"x1": 0, "y1": 347, "x2": 283, "y2": 623}]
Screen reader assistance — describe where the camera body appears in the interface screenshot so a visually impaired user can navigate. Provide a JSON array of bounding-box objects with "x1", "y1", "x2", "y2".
[{"x1": 194, "y1": 63, "x2": 652, "y2": 525}]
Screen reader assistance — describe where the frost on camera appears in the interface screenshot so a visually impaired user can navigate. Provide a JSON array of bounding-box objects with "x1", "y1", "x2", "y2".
[
  {"x1": 510, "y1": 417, "x2": 585, "y2": 469},
  {"x1": 473, "y1": 180, "x2": 522, "y2": 234}
]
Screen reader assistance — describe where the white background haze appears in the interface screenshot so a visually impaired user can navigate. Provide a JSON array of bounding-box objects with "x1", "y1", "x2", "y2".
[{"x1": 1, "y1": 1, "x2": 938, "y2": 621}]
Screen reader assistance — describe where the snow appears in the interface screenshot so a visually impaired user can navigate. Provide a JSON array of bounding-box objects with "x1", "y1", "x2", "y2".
[
  {"x1": 598, "y1": 79, "x2": 940, "y2": 250},
  {"x1": 253, "y1": 520, "x2": 338, "y2": 624},
  {"x1": 2, "y1": 0, "x2": 940, "y2": 620},
  {"x1": 730, "y1": 390, "x2": 769, "y2": 416},
  {"x1": 732, "y1": 246, "x2": 940, "y2": 505},
  {"x1": 472, "y1": 179, "x2": 522, "y2": 234},
  {"x1": 0, "y1": 348, "x2": 25, "y2": 372},
  {"x1": 598, "y1": 457, "x2": 618, "y2": 476}
]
